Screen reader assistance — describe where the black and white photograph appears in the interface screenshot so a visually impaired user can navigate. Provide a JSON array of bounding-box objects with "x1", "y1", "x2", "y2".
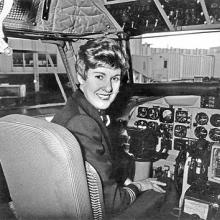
[{"x1": 0, "y1": 0, "x2": 220, "y2": 219}]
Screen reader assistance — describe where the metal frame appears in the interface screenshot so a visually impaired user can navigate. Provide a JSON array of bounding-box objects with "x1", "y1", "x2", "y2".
[{"x1": 103, "y1": 0, "x2": 136, "y2": 5}]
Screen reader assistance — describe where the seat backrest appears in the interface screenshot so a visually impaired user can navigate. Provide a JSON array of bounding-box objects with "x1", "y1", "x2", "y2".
[{"x1": 0, "y1": 114, "x2": 104, "y2": 220}]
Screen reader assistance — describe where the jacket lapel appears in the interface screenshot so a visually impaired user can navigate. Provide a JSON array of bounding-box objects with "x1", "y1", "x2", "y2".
[{"x1": 72, "y1": 90, "x2": 112, "y2": 151}]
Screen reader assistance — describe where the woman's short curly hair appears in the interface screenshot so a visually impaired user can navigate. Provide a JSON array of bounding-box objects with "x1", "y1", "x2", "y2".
[{"x1": 75, "y1": 38, "x2": 129, "y2": 80}]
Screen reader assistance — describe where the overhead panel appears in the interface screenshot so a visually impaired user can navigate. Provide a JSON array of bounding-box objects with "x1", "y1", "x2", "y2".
[
  {"x1": 104, "y1": 0, "x2": 220, "y2": 36},
  {"x1": 1, "y1": 0, "x2": 220, "y2": 39}
]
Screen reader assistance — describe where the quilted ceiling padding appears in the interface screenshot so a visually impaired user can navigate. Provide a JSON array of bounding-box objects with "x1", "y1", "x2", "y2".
[{"x1": 3, "y1": 0, "x2": 122, "y2": 37}]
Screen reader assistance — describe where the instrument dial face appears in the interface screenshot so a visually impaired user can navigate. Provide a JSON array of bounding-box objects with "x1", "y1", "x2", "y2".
[
  {"x1": 174, "y1": 125, "x2": 187, "y2": 138},
  {"x1": 160, "y1": 108, "x2": 174, "y2": 123},
  {"x1": 157, "y1": 123, "x2": 173, "y2": 139},
  {"x1": 175, "y1": 110, "x2": 188, "y2": 123},
  {"x1": 194, "y1": 126, "x2": 208, "y2": 139},
  {"x1": 195, "y1": 112, "x2": 209, "y2": 125},
  {"x1": 147, "y1": 121, "x2": 158, "y2": 130},
  {"x1": 147, "y1": 107, "x2": 159, "y2": 120},
  {"x1": 209, "y1": 128, "x2": 220, "y2": 141},
  {"x1": 137, "y1": 107, "x2": 148, "y2": 118},
  {"x1": 210, "y1": 114, "x2": 220, "y2": 127}
]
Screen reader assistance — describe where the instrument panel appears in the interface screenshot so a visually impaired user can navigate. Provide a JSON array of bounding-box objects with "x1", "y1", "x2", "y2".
[{"x1": 127, "y1": 98, "x2": 220, "y2": 153}]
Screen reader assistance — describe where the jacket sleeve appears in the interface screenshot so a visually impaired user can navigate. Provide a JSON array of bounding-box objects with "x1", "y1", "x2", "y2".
[{"x1": 66, "y1": 115, "x2": 140, "y2": 215}]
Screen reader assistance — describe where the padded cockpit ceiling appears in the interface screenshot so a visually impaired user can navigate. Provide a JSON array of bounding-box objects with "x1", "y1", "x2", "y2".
[
  {"x1": 36, "y1": 0, "x2": 121, "y2": 34},
  {"x1": 3, "y1": 0, "x2": 122, "y2": 37}
]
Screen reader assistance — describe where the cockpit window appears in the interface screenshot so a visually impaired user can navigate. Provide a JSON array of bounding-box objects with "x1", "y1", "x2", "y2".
[{"x1": 0, "y1": 39, "x2": 70, "y2": 117}]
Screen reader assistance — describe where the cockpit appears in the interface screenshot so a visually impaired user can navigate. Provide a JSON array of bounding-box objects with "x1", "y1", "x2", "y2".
[{"x1": 0, "y1": 0, "x2": 220, "y2": 219}]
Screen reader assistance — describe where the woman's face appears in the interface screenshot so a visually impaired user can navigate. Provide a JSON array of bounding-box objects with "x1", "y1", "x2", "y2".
[{"x1": 78, "y1": 67, "x2": 121, "y2": 110}]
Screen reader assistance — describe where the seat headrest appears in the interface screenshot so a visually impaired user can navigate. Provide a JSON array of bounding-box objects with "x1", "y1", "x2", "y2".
[{"x1": 0, "y1": 114, "x2": 93, "y2": 219}]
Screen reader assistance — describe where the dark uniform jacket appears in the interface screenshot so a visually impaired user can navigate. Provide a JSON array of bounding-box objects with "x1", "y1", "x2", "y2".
[{"x1": 52, "y1": 89, "x2": 139, "y2": 215}]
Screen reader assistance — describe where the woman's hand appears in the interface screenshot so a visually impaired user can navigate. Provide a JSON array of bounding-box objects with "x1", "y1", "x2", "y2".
[
  {"x1": 124, "y1": 178, "x2": 132, "y2": 186},
  {"x1": 132, "y1": 178, "x2": 166, "y2": 193}
]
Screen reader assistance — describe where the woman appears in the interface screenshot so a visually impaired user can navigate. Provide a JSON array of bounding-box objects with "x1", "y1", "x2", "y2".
[{"x1": 52, "y1": 37, "x2": 166, "y2": 217}]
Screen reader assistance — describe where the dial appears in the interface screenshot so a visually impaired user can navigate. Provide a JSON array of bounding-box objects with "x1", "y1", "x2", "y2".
[
  {"x1": 160, "y1": 108, "x2": 174, "y2": 123},
  {"x1": 194, "y1": 126, "x2": 207, "y2": 139},
  {"x1": 137, "y1": 107, "x2": 148, "y2": 118},
  {"x1": 195, "y1": 112, "x2": 209, "y2": 125},
  {"x1": 175, "y1": 110, "x2": 188, "y2": 123},
  {"x1": 147, "y1": 121, "x2": 158, "y2": 130},
  {"x1": 158, "y1": 123, "x2": 173, "y2": 138},
  {"x1": 210, "y1": 114, "x2": 220, "y2": 127},
  {"x1": 209, "y1": 128, "x2": 220, "y2": 141},
  {"x1": 147, "y1": 107, "x2": 159, "y2": 120},
  {"x1": 174, "y1": 125, "x2": 187, "y2": 138}
]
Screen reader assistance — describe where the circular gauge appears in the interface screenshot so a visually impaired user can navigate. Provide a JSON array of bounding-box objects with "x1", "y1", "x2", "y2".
[
  {"x1": 175, "y1": 110, "x2": 188, "y2": 123},
  {"x1": 147, "y1": 107, "x2": 159, "y2": 120},
  {"x1": 160, "y1": 108, "x2": 174, "y2": 123},
  {"x1": 209, "y1": 128, "x2": 220, "y2": 141},
  {"x1": 134, "y1": 120, "x2": 147, "y2": 129},
  {"x1": 157, "y1": 123, "x2": 173, "y2": 139},
  {"x1": 174, "y1": 125, "x2": 187, "y2": 138},
  {"x1": 159, "y1": 123, "x2": 173, "y2": 132},
  {"x1": 195, "y1": 112, "x2": 209, "y2": 125},
  {"x1": 147, "y1": 121, "x2": 158, "y2": 130},
  {"x1": 137, "y1": 107, "x2": 148, "y2": 118},
  {"x1": 210, "y1": 114, "x2": 220, "y2": 127},
  {"x1": 194, "y1": 126, "x2": 207, "y2": 139}
]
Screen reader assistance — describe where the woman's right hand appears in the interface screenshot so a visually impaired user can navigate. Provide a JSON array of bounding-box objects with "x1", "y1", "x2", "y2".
[{"x1": 132, "y1": 178, "x2": 166, "y2": 193}]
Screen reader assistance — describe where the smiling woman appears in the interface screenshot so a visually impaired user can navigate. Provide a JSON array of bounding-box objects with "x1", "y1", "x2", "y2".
[
  {"x1": 75, "y1": 38, "x2": 127, "y2": 110},
  {"x1": 78, "y1": 67, "x2": 121, "y2": 110},
  {"x1": 52, "y1": 37, "x2": 167, "y2": 218}
]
